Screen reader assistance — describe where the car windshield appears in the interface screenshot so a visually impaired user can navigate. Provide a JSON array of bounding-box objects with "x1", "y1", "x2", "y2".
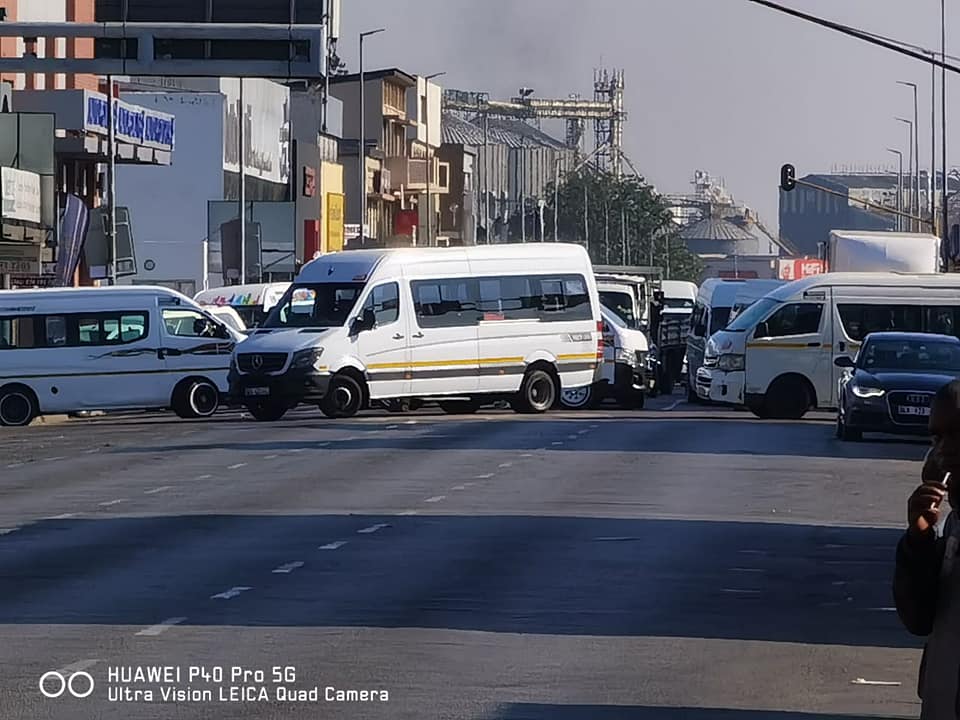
[
  {"x1": 727, "y1": 297, "x2": 781, "y2": 332},
  {"x1": 859, "y1": 338, "x2": 960, "y2": 373},
  {"x1": 602, "y1": 308, "x2": 627, "y2": 329},
  {"x1": 263, "y1": 283, "x2": 365, "y2": 328},
  {"x1": 599, "y1": 291, "x2": 640, "y2": 329}
]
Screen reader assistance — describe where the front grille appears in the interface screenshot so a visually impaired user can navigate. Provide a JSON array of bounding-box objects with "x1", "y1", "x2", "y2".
[
  {"x1": 888, "y1": 390, "x2": 934, "y2": 426},
  {"x1": 237, "y1": 352, "x2": 287, "y2": 374}
]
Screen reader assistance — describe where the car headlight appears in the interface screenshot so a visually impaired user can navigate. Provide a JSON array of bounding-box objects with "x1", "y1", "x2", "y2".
[
  {"x1": 615, "y1": 348, "x2": 638, "y2": 366},
  {"x1": 717, "y1": 353, "x2": 745, "y2": 372},
  {"x1": 291, "y1": 347, "x2": 324, "y2": 371},
  {"x1": 851, "y1": 384, "x2": 885, "y2": 399}
]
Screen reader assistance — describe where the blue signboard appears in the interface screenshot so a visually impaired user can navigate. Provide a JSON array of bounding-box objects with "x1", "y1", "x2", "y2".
[{"x1": 84, "y1": 92, "x2": 175, "y2": 152}]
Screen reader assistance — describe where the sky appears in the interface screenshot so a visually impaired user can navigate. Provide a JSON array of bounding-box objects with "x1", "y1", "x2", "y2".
[{"x1": 339, "y1": 0, "x2": 960, "y2": 231}]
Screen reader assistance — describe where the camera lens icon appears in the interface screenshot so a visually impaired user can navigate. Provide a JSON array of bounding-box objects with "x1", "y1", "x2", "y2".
[{"x1": 39, "y1": 671, "x2": 95, "y2": 699}]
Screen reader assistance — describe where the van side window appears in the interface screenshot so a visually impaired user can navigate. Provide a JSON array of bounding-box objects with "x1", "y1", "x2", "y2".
[
  {"x1": 761, "y1": 303, "x2": 823, "y2": 338},
  {"x1": 45, "y1": 316, "x2": 67, "y2": 346},
  {"x1": 77, "y1": 313, "x2": 150, "y2": 345},
  {"x1": 161, "y1": 309, "x2": 217, "y2": 338},
  {"x1": 0, "y1": 317, "x2": 39, "y2": 349},
  {"x1": 690, "y1": 304, "x2": 707, "y2": 337},
  {"x1": 412, "y1": 279, "x2": 479, "y2": 328},
  {"x1": 837, "y1": 304, "x2": 924, "y2": 341},
  {"x1": 536, "y1": 275, "x2": 592, "y2": 322},
  {"x1": 362, "y1": 282, "x2": 400, "y2": 326}
]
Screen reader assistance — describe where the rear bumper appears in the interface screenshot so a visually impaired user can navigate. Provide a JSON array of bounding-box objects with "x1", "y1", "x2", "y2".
[{"x1": 229, "y1": 368, "x2": 332, "y2": 405}]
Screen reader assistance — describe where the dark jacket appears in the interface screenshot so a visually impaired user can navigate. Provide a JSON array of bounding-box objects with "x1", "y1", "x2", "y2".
[{"x1": 894, "y1": 527, "x2": 946, "y2": 699}]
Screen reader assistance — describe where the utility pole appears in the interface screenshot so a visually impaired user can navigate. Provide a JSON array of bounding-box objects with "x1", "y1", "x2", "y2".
[
  {"x1": 238, "y1": 79, "x2": 245, "y2": 284},
  {"x1": 423, "y1": 71, "x2": 446, "y2": 246},
  {"x1": 553, "y1": 156, "x2": 560, "y2": 242},
  {"x1": 107, "y1": 74, "x2": 117, "y2": 285},
  {"x1": 888, "y1": 148, "x2": 904, "y2": 231},
  {"x1": 358, "y1": 28, "x2": 385, "y2": 249},
  {"x1": 898, "y1": 82, "x2": 921, "y2": 229},
  {"x1": 942, "y1": 0, "x2": 948, "y2": 247},
  {"x1": 896, "y1": 117, "x2": 914, "y2": 229}
]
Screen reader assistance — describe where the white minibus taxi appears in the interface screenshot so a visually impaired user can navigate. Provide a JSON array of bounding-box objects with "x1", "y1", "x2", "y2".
[
  {"x1": 704, "y1": 272, "x2": 960, "y2": 418},
  {"x1": 686, "y1": 278, "x2": 745, "y2": 400},
  {"x1": 229, "y1": 244, "x2": 603, "y2": 420},
  {"x1": 0, "y1": 286, "x2": 242, "y2": 426},
  {"x1": 194, "y1": 282, "x2": 290, "y2": 329}
]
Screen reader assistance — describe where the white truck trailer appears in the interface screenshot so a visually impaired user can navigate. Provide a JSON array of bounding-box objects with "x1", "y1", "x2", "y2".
[{"x1": 826, "y1": 231, "x2": 941, "y2": 273}]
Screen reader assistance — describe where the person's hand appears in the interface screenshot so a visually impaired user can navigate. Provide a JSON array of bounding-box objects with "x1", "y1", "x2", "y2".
[{"x1": 908, "y1": 482, "x2": 947, "y2": 539}]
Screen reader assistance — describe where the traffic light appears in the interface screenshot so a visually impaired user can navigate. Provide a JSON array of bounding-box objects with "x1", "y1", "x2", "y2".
[{"x1": 780, "y1": 164, "x2": 796, "y2": 192}]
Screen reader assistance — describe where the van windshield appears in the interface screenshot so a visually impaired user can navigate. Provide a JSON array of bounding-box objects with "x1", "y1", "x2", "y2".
[
  {"x1": 600, "y1": 291, "x2": 640, "y2": 329},
  {"x1": 727, "y1": 297, "x2": 780, "y2": 332},
  {"x1": 263, "y1": 283, "x2": 365, "y2": 328}
]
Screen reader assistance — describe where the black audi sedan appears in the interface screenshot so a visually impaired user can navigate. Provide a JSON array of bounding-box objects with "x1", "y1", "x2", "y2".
[{"x1": 835, "y1": 332, "x2": 960, "y2": 441}]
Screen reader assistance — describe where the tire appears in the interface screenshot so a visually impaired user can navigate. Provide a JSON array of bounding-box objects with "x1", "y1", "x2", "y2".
[
  {"x1": 321, "y1": 373, "x2": 364, "y2": 419},
  {"x1": 245, "y1": 401, "x2": 290, "y2": 422},
  {"x1": 658, "y1": 364, "x2": 674, "y2": 396},
  {"x1": 0, "y1": 384, "x2": 37, "y2": 427},
  {"x1": 686, "y1": 381, "x2": 701, "y2": 405},
  {"x1": 173, "y1": 378, "x2": 220, "y2": 419},
  {"x1": 836, "y1": 406, "x2": 862, "y2": 441},
  {"x1": 438, "y1": 399, "x2": 481, "y2": 414},
  {"x1": 560, "y1": 384, "x2": 595, "y2": 410},
  {"x1": 513, "y1": 368, "x2": 558, "y2": 414},
  {"x1": 765, "y1": 376, "x2": 811, "y2": 420}
]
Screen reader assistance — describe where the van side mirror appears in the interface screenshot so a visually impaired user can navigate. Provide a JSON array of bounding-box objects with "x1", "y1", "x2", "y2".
[
  {"x1": 351, "y1": 308, "x2": 376, "y2": 335},
  {"x1": 834, "y1": 355, "x2": 855, "y2": 368},
  {"x1": 756, "y1": 321, "x2": 770, "y2": 339}
]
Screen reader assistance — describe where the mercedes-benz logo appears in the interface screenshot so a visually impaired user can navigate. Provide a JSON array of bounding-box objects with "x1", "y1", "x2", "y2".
[{"x1": 251, "y1": 355, "x2": 263, "y2": 370}]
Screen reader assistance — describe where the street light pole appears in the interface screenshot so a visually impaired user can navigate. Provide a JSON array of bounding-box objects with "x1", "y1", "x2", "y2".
[
  {"x1": 888, "y1": 148, "x2": 904, "y2": 231},
  {"x1": 896, "y1": 117, "x2": 914, "y2": 229},
  {"x1": 358, "y1": 28, "x2": 385, "y2": 248},
  {"x1": 942, "y1": 0, "x2": 948, "y2": 245},
  {"x1": 897, "y1": 81, "x2": 921, "y2": 228},
  {"x1": 423, "y1": 71, "x2": 446, "y2": 247}
]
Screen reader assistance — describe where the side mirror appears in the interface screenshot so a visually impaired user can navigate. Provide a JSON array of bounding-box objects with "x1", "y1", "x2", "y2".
[
  {"x1": 756, "y1": 321, "x2": 770, "y2": 339},
  {"x1": 351, "y1": 308, "x2": 376, "y2": 335},
  {"x1": 834, "y1": 355, "x2": 855, "y2": 368}
]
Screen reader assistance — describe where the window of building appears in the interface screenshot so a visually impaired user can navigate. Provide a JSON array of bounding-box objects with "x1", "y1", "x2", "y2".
[{"x1": 760, "y1": 303, "x2": 823, "y2": 337}]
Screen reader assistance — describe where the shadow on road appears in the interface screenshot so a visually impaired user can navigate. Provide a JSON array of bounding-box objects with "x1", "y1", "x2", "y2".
[
  {"x1": 487, "y1": 705, "x2": 901, "y2": 720},
  {"x1": 0, "y1": 514, "x2": 915, "y2": 649}
]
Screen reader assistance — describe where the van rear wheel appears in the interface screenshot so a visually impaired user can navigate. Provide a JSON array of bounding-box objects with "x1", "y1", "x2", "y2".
[
  {"x1": 512, "y1": 368, "x2": 558, "y2": 414},
  {"x1": 0, "y1": 385, "x2": 38, "y2": 427}
]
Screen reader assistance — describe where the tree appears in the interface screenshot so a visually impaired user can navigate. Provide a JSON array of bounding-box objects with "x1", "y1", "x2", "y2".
[{"x1": 536, "y1": 168, "x2": 702, "y2": 282}]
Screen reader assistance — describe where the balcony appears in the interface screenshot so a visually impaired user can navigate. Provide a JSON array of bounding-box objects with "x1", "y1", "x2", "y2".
[{"x1": 384, "y1": 157, "x2": 450, "y2": 194}]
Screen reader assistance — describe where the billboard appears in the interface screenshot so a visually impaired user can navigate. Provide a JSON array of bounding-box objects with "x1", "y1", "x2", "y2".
[
  {"x1": 0, "y1": 167, "x2": 41, "y2": 224},
  {"x1": 221, "y1": 79, "x2": 291, "y2": 186},
  {"x1": 326, "y1": 193, "x2": 345, "y2": 252},
  {"x1": 778, "y1": 258, "x2": 826, "y2": 281}
]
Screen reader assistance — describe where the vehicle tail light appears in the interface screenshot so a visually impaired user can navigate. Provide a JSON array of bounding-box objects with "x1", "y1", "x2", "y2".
[{"x1": 596, "y1": 320, "x2": 604, "y2": 360}]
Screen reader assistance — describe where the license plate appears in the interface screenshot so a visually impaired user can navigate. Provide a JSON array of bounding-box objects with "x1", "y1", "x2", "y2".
[
  {"x1": 898, "y1": 405, "x2": 930, "y2": 416},
  {"x1": 244, "y1": 387, "x2": 270, "y2": 397}
]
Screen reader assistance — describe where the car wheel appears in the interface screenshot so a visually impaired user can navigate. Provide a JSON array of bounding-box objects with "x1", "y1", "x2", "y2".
[
  {"x1": 560, "y1": 384, "x2": 594, "y2": 410},
  {"x1": 836, "y1": 404, "x2": 862, "y2": 441},
  {"x1": 0, "y1": 384, "x2": 38, "y2": 427},
  {"x1": 173, "y1": 378, "x2": 220, "y2": 419},
  {"x1": 512, "y1": 368, "x2": 558, "y2": 414},
  {"x1": 321, "y1": 374, "x2": 364, "y2": 418}
]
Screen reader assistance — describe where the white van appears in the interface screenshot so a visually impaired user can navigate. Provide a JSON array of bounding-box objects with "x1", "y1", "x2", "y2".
[
  {"x1": 561, "y1": 305, "x2": 650, "y2": 409},
  {"x1": 0, "y1": 286, "x2": 243, "y2": 426},
  {"x1": 229, "y1": 244, "x2": 602, "y2": 420},
  {"x1": 727, "y1": 280, "x2": 786, "y2": 323},
  {"x1": 705, "y1": 272, "x2": 960, "y2": 418},
  {"x1": 194, "y1": 282, "x2": 290, "y2": 329},
  {"x1": 685, "y1": 279, "x2": 745, "y2": 399}
]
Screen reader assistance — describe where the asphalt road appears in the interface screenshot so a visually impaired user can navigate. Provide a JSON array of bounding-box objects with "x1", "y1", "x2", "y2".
[{"x1": 0, "y1": 395, "x2": 932, "y2": 719}]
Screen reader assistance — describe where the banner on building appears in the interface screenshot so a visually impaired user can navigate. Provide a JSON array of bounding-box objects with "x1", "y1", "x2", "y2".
[
  {"x1": 221, "y1": 79, "x2": 291, "y2": 186},
  {"x1": 326, "y1": 193, "x2": 345, "y2": 252},
  {"x1": 778, "y1": 258, "x2": 826, "y2": 281},
  {"x1": 1, "y1": 167, "x2": 41, "y2": 224},
  {"x1": 54, "y1": 194, "x2": 90, "y2": 287},
  {"x1": 84, "y1": 93, "x2": 175, "y2": 152}
]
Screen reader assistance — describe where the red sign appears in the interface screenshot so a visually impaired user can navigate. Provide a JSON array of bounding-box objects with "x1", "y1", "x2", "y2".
[
  {"x1": 394, "y1": 209, "x2": 419, "y2": 237},
  {"x1": 778, "y1": 258, "x2": 826, "y2": 281},
  {"x1": 302, "y1": 167, "x2": 316, "y2": 197}
]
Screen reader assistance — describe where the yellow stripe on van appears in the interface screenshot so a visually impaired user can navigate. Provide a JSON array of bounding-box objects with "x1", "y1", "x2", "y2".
[
  {"x1": 746, "y1": 343, "x2": 819, "y2": 350},
  {"x1": 557, "y1": 353, "x2": 599, "y2": 361},
  {"x1": 367, "y1": 353, "x2": 592, "y2": 371}
]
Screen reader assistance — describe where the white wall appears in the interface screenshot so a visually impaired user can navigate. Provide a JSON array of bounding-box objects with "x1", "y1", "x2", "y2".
[
  {"x1": 117, "y1": 92, "x2": 225, "y2": 293},
  {"x1": 13, "y1": 0, "x2": 66, "y2": 90},
  {"x1": 407, "y1": 77, "x2": 442, "y2": 149}
]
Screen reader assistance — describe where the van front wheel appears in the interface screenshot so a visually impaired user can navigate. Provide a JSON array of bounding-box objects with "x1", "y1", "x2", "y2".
[
  {"x1": 321, "y1": 374, "x2": 364, "y2": 418},
  {"x1": 765, "y1": 376, "x2": 812, "y2": 420},
  {"x1": 172, "y1": 378, "x2": 220, "y2": 419},
  {"x1": 512, "y1": 368, "x2": 558, "y2": 414}
]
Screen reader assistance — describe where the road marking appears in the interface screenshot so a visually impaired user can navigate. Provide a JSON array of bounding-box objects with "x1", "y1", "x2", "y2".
[
  {"x1": 46, "y1": 513, "x2": 75, "y2": 520},
  {"x1": 98, "y1": 499, "x2": 126, "y2": 507},
  {"x1": 577, "y1": 429, "x2": 590, "y2": 435},
  {"x1": 404, "y1": 420, "x2": 418, "y2": 425},
  {"x1": 589, "y1": 424, "x2": 599, "y2": 429},
  {"x1": 195, "y1": 474, "x2": 212, "y2": 481},
  {"x1": 5, "y1": 462, "x2": 24, "y2": 469},
  {"x1": 210, "y1": 586, "x2": 252, "y2": 600},
  {"x1": 498, "y1": 462, "x2": 513, "y2": 468},
  {"x1": 319, "y1": 541, "x2": 347, "y2": 550},
  {"x1": 57, "y1": 659, "x2": 100, "y2": 675},
  {"x1": 729, "y1": 567, "x2": 766, "y2": 573},
  {"x1": 227, "y1": 463, "x2": 247, "y2": 470},
  {"x1": 737, "y1": 549, "x2": 769, "y2": 555},
  {"x1": 357, "y1": 523, "x2": 390, "y2": 534},
  {"x1": 425, "y1": 495, "x2": 446, "y2": 503},
  {"x1": 136, "y1": 617, "x2": 187, "y2": 637},
  {"x1": 520, "y1": 453, "x2": 534, "y2": 458},
  {"x1": 567, "y1": 434, "x2": 578, "y2": 440},
  {"x1": 851, "y1": 678, "x2": 901, "y2": 686},
  {"x1": 664, "y1": 400, "x2": 682, "y2": 411},
  {"x1": 398, "y1": 510, "x2": 418, "y2": 516},
  {"x1": 386, "y1": 425, "x2": 399, "y2": 430},
  {"x1": 551, "y1": 441, "x2": 563, "y2": 446},
  {"x1": 288, "y1": 448, "x2": 305, "y2": 454},
  {"x1": 84, "y1": 448, "x2": 101, "y2": 454},
  {"x1": 272, "y1": 561, "x2": 305, "y2": 574},
  {"x1": 832, "y1": 581, "x2": 848, "y2": 586},
  {"x1": 475, "y1": 473, "x2": 495, "y2": 479},
  {"x1": 866, "y1": 607, "x2": 897, "y2": 612},
  {"x1": 144, "y1": 486, "x2": 171, "y2": 495},
  {"x1": 43, "y1": 456, "x2": 66, "y2": 462},
  {"x1": 264, "y1": 455, "x2": 278, "y2": 460},
  {"x1": 721, "y1": 588, "x2": 761, "y2": 595}
]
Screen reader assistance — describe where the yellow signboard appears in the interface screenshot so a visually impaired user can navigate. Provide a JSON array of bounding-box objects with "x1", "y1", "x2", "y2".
[{"x1": 326, "y1": 193, "x2": 345, "y2": 253}]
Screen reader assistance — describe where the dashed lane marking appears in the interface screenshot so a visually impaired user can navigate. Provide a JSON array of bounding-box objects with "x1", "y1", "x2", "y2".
[
  {"x1": 386, "y1": 425, "x2": 399, "y2": 430},
  {"x1": 319, "y1": 541, "x2": 347, "y2": 550},
  {"x1": 272, "y1": 561, "x2": 305, "y2": 574},
  {"x1": 5, "y1": 462, "x2": 24, "y2": 469},
  {"x1": 451, "y1": 485, "x2": 467, "y2": 491},
  {"x1": 288, "y1": 448, "x2": 305, "y2": 454},
  {"x1": 43, "y1": 456, "x2": 66, "y2": 462},
  {"x1": 425, "y1": 495, "x2": 446, "y2": 503},
  {"x1": 866, "y1": 607, "x2": 898, "y2": 612},
  {"x1": 551, "y1": 441, "x2": 564, "y2": 446},
  {"x1": 404, "y1": 420, "x2": 418, "y2": 425},
  {"x1": 210, "y1": 586, "x2": 252, "y2": 600},
  {"x1": 98, "y1": 499, "x2": 127, "y2": 507},
  {"x1": 84, "y1": 448, "x2": 101, "y2": 454},
  {"x1": 263, "y1": 455, "x2": 278, "y2": 460},
  {"x1": 144, "y1": 486, "x2": 171, "y2": 495},
  {"x1": 227, "y1": 463, "x2": 248, "y2": 470},
  {"x1": 357, "y1": 523, "x2": 390, "y2": 534},
  {"x1": 195, "y1": 474, "x2": 213, "y2": 481},
  {"x1": 729, "y1": 567, "x2": 766, "y2": 573},
  {"x1": 46, "y1": 513, "x2": 75, "y2": 520},
  {"x1": 520, "y1": 453, "x2": 534, "y2": 458},
  {"x1": 589, "y1": 424, "x2": 599, "y2": 429},
  {"x1": 567, "y1": 434, "x2": 578, "y2": 440},
  {"x1": 498, "y1": 462, "x2": 513, "y2": 468},
  {"x1": 398, "y1": 510, "x2": 418, "y2": 516},
  {"x1": 475, "y1": 473, "x2": 495, "y2": 479},
  {"x1": 664, "y1": 400, "x2": 683, "y2": 411},
  {"x1": 136, "y1": 617, "x2": 187, "y2": 637},
  {"x1": 577, "y1": 429, "x2": 590, "y2": 435}
]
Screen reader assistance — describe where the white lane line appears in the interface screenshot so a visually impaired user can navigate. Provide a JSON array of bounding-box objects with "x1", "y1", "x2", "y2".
[
  {"x1": 136, "y1": 617, "x2": 187, "y2": 637},
  {"x1": 866, "y1": 607, "x2": 898, "y2": 612},
  {"x1": 57, "y1": 659, "x2": 100, "y2": 675},
  {"x1": 832, "y1": 581, "x2": 848, "y2": 586},
  {"x1": 589, "y1": 424, "x2": 599, "y2": 429},
  {"x1": 84, "y1": 448, "x2": 101, "y2": 455},
  {"x1": 451, "y1": 484, "x2": 467, "y2": 491},
  {"x1": 664, "y1": 400, "x2": 682, "y2": 411},
  {"x1": 357, "y1": 523, "x2": 390, "y2": 534},
  {"x1": 498, "y1": 462, "x2": 513, "y2": 468},
  {"x1": 316, "y1": 441, "x2": 331, "y2": 447},
  {"x1": 729, "y1": 567, "x2": 766, "y2": 574},
  {"x1": 398, "y1": 510, "x2": 418, "y2": 516},
  {"x1": 195, "y1": 474, "x2": 213, "y2": 481},
  {"x1": 43, "y1": 456, "x2": 66, "y2": 462},
  {"x1": 46, "y1": 513, "x2": 75, "y2": 520},
  {"x1": 319, "y1": 541, "x2": 347, "y2": 550},
  {"x1": 272, "y1": 561, "x2": 305, "y2": 574},
  {"x1": 210, "y1": 586, "x2": 252, "y2": 600},
  {"x1": 386, "y1": 425, "x2": 399, "y2": 430},
  {"x1": 263, "y1": 455, "x2": 278, "y2": 460},
  {"x1": 721, "y1": 588, "x2": 761, "y2": 595},
  {"x1": 577, "y1": 429, "x2": 590, "y2": 435},
  {"x1": 98, "y1": 499, "x2": 127, "y2": 507},
  {"x1": 404, "y1": 420, "x2": 418, "y2": 425},
  {"x1": 227, "y1": 463, "x2": 248, "y2": 470},
  {"x1": 520, "y1": 453, "x2": 534, "y2": 458},
  {"x1": 5, "y1": 462, "x2": 24, "y2": 469},
  {"x1": 551, "y1": 441, "x2": 564, "y2": 446},
  {"x1": 288, "y1": 448, "x2": 305, "y2": 454},
  {"x1": 144, "y1": 486, "x2": 171, "y2": 495},
  {"x1": 475, "y1": 473, "x2": 495, "y2": 479},
  {"x1": 424, "y1": 495, "x2": 446, "y2": 503},
  {"x1": 737, "y1": 549, "x2": 769, "y2": 555},
  {"x1": 567, "y1": 434, "x2": 578, "y2": 440},
  {"x1": 851, "y1": 678, "x2": 901, "y2": 686}
]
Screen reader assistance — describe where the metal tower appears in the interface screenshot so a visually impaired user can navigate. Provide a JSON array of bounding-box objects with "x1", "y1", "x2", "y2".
[{"x1": 592, "y1": 69, "x2": 625, "y2": 177}]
